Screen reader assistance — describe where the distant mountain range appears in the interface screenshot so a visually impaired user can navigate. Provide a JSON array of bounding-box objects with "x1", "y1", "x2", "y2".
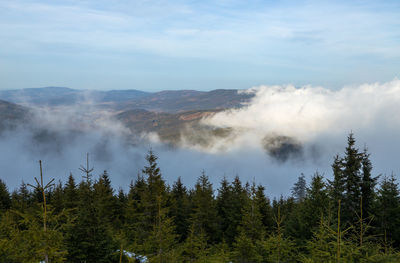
[
  {"x1": 0, "y1": 86, "x2": 253, "y2": 113},
  {"x1": 0, "y1": 87, "x2": 251, "y2": 145}
]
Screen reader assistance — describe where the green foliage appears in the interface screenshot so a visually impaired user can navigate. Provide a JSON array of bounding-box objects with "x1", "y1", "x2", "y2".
[
  {"x1": 190, "y1": 171, "x2": 219, "y2": 243},
  {"x1": 376, "y1": 175, "x2": 400, "y2": 248},
  {"x1": 217, "y1": 176, "x2": 247, "y2": 245},
  {"x1": 0, "y1": 179, "x2": 11, "y2": 215},
  {"x1": 0, "y1": 207, "x2": 68, "y2": 262},
  {"x1": 0, "y1": 133, "x2": 400, "y2": 261},
  {"x1": 170, "y1": 177, "x2": 191, "y2": 242},
  {"x1": 143, "y1": 196, "x2": 178, "y2": 262},
  {"x1": 65, "y1": 174, "x2": 114, "y2": 262}
]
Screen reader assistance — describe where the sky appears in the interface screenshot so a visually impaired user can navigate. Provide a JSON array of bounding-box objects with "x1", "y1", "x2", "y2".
[{"x1": 0, "y1": 0, "x2": 400, "y2": 91}]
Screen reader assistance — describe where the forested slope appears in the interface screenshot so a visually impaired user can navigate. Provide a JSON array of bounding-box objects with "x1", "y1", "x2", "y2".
[{"x1": 1, "y1": 133, "x2": 400, "y2": 262}]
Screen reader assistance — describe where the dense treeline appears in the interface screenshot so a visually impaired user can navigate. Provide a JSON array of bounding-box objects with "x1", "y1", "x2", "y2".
[{"x1": 1, "y1": 133, "x2": 400, "y2": 262}]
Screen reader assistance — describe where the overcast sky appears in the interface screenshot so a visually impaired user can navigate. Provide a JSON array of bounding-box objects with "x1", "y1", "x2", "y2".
[{"x1": 1, "y1": 0, "x2": 399, "y2": 91}]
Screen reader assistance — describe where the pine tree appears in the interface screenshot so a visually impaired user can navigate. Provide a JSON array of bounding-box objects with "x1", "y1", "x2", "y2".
[
  {"x1": 0, "y1": 179, "x2": 11, "y2": 216},
  {"x1": 292, "y1": 174, "x2": 306, "y2": 202},
  {"x1": 302, "y1": 172, "x2": 330, "y2": 240},
  {"x1": 125, "y1": 174, "x2": 147, "y2": 246},
  {"x1": 115, "y1": 187, "x2": 127, "y2": 230},
  {"x1": 170, "y1": 177, "x2": 190, "y2": 242},
  {"x1": 376, "y1": 175, "x2": 400, "y2": 249},
  {"x1": 238, "y1": 183, "x2": 265, "y2": 241},
  {"x1": 342, "y1": 133, "x2": 363, "y2": 226},
  {"x1": 254, "y1": 185, "x2": 274, "y2": 234},
  {"x1": 0, "y1": 208, "x2": 68, "y2": 263},
  {"x1": 190, "y1": 171, "x2": 219, "y2": 243},
  {"x1": 181, "y1": 223, "x2": 209, "y2": 262},
  {"x1": 142, "y1": 149, "x2": 168, "y2": 229},
  {"x1": 144, "y1": 196, "x2": 178, "y2": 263},
  {"x1": 233, "y1": 183, "x2": 264, "y2": 263},
  {"x1": 94, "y1": 170, "x2": 118, "y2": 230},
  {"x1": 11, "y1": 181, "x2": 31, "y2": 212},
  {"x1": 262, "y1": 206, "x2": 297, "y2": 263},
  {"x1": 63, "y1": 173, "x2": 78, "y2": 210},
  {"x1": 360, "y1": 147, "x2": 378, "y2": 219},
  {"x1": 48, "y1": 181, "x2": 64, "y2": 214},
  {"x1": 329, "y1": 154, "x2": 345, "y2": 207},
  {"x1": 65, "y1": 158, "x2": 114, "y2": 262},
  {"x1": 216, "y1": 177, "x2": 235, "y2": 244}
]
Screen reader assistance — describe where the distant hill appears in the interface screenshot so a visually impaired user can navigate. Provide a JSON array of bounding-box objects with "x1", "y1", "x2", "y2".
[
  {"x1": 117, "y1": 108, "x2": 232, "y2": 146},
  {"x1": 0, "y1": 87, "x2": 150, "y2": 106},
  {"x1": 0, "y1": 87, "x2": 253, "y2": 112},
  {"x1": 0, "y1": 100, "x2": 30, "y2": 131},
  {"x1": 0, "y1": 86, "x2": 251, "y2": 146},
  {"x1": 115, "y1": 89, "x2": 252, "y2": 113}
]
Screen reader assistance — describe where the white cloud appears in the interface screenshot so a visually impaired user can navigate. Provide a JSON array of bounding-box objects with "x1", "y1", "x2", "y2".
[{"x1": 192, "y1": 79, "x2": 400, "y2": 152}]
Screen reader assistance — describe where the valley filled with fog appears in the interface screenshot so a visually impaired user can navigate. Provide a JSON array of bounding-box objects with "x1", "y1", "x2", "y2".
[{"x1": 1, "y1": 79, "x2": 400, "y2": 197}]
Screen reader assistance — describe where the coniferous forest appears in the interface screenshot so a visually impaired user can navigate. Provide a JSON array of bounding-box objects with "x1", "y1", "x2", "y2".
[{"x1": 2, "y1": 133, "x2": 400, "y2": 263}]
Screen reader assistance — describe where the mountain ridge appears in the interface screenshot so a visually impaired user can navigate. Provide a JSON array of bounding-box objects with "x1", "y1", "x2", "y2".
[{"x1": 0, "y1": 86, "x2": 253, "y2": 113}]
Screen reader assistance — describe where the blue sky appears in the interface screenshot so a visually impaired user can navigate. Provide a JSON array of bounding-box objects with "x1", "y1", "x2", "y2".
[{"x1": 0, "y1": 0, "x2": 399, "y2": 91}]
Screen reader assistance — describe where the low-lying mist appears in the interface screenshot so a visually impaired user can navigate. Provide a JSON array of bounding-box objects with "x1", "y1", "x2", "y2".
[{"x1": 2, "y1": 79, "x2": 400, "y2": 197}]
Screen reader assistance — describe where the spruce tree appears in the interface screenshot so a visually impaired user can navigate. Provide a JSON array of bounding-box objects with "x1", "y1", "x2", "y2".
[
  {"x1": 94, "y1": 170, "x2": 118, "y2": 230},
  {"x1": 360, "y1": 147, "x2": 378, "y2": 219},
  {"x1": 144, "y1": 196, "x2": 178, "y2": 262},
  {"x1": 254, "y1": 185, "x2": 274, "y2": 233},
  {"x1": 190, "y1": 171, "x2": 219, "y2": 243},
  {"x1": 233, "y1": 183, "x2": 264, "y2": 262},
  {"x1": 11, "y1": 182, "x2": 31, "y2": 212},
  {"x1": 0, "y1": 179, "x2": 11, "y2": 216},
  {"x1": 376, "y1": 175, "x2": 400, "y2": 248},
  {"x1": 142, "y1": 149, "x2": 168, "y2": 229},
  {"x1": 63, "y1": 173, "x2": 78, "y2": 210},
  {"x1": 181, "y1": 223, "x2": 209, "y2": 262},
  {"x1": 65, "y1": 158, "x2": 114, "y2": 262},
  {"x1": 216, "y1": 177, "x2": 235, "y2": 244},
  {"x1": 125, "y1": 174, "x2": 147, "y2": 246},
  {"x1": 329, "y1": 154, "x2": 345, "y2": 207},
  {"x1": 342, "y1": 133, "x2": 363, "y2": 226},
  {"x1": 48, "y1": 181, "x2": 64, "y2": 214},
  {"x1": 115, "y1": 187, "x2": 127, "y2": 230},
  {"x1": 170, "y1": 177, "x2": 190, "y2": 242},
  {"x1": 303, "y1": 173, "x2": 330, "y2": 239},
  {"x1": 291, "y1": 173, "x2": 306, "y2": 202}
]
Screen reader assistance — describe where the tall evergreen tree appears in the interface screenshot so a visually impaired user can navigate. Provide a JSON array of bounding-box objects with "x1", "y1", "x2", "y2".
[
  {"x1": 94, "y1": 170, "x2": 118, "y2": 230},
  {"x1": 294, "y1": 172, "x2": 329, "y2": 241},
  {"x1": 342, "y1": 133, "x2": 363, "y2": 226},
  {"x1": 376, "y1": 175, "x2": 400, "y2": 248},
  {"x1": 144, "y1": 196, "x2": 178, "y2": 262},
  {"x1": 360, "y1": 147, "x2": 378, "y2": 219},
  {"x1": 142, "y1": 149, "x2": 168, "y2": 228},
  {"x1": 190, "y1": 171, "x2": 219, "y2": 243},
  {"x1": 11, "y1": 182, "x2": 31, "y2": 212},
  {"x1": 48, "y1": 181, "x2": 64, "y2": 214},
  {"x1": 291, "y1": 173, "x2": 306, "y2": 202},
  {"x1": 65, "y1": 161, "x2": 114, "y2": 262},
  {"x1": 0, "y1": 179, "x2": 11, "y2": 216},
  {"x1": 254, "y1": 185, "x2": 273, "y2": 233},
  {"x1": 216, "y1": 177, "x2": 235, "y2": 244},
  {"x1": 63, "y1": 173, "x2": 78, "y2": 210},
  {"x1": 125, "y1": 174, "x2": 147, "y2": 246},
  {"x1": 170, "y1": 177, "x2": 190, "y2": 242},
  {"x1": 329, "y1": 154, "x2": 345, "y2": 206}
]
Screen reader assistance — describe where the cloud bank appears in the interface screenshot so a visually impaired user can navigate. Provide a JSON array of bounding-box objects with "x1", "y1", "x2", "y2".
[
  {"x1": 2, "y1": 79, "x2": 400, "y2": 197},
  {"x1": 195, "y1": 78, "x2": 400, "y2": 151}
]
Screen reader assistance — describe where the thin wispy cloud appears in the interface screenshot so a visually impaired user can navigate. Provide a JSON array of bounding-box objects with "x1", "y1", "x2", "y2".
[{"x1": 0, "y1": 0, "x2": 399, "y2": 90}]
